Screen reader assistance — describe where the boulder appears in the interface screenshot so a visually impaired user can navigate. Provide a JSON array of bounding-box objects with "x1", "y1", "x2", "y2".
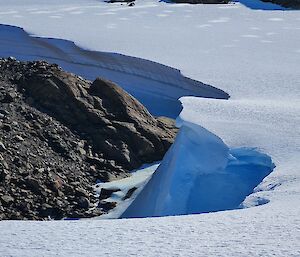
[
  {"x1": 99, "y1": 188, "x2": 121, "y2": 200},
  {"x1": 17, "y1": 62, "x2": 177, "y2": 171}
]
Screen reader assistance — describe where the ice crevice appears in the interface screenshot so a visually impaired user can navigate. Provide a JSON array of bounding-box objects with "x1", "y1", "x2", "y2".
[{"x1": 121, "y1": 118, "x2": 275, "y2": 218}]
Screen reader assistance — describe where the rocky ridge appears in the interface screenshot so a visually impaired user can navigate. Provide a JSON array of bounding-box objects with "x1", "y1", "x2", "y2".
[{"x1": 0, "y1": 58, "x2": 177, "y2": 220}]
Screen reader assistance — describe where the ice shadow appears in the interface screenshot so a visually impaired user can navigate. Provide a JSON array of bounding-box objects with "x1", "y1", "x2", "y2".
[
  {"x1": 121, "y1": 123, "x2": 275, "y2": 218},
  {"x1": 186, "y1": 147, "x2": 275, "y2": 214},
  {"x1": 160, "y1": 0, "x2": 290, "y2": 11},
  {"x1": 0, "y1": 24, "x2": 229, "y2": 118},
  {"x1": 234, "y1": 0, "x2": 289, "y2": 10}
]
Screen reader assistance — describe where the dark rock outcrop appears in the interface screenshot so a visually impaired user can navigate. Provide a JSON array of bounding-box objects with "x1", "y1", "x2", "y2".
[
  {"x1": 16, "y1": 61, "x2": 176, "y2": 171},
  {"x1": 105, "y1": 0, "x2": 135, "y2": 6},
  {"x1": 261, "y1": 0, "x2": 300, "y2": 8},
  {"x1": 0, "y1": 58, "x2": 177, "y2": 220}
]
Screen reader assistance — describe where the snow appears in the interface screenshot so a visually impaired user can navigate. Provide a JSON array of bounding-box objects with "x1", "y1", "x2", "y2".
[
  {"x1": 0, "y1": 0, "x2": 300, "y2": 256},
  {"x1": 0, "y1": 25, "x2": 228, "y2": 118},
  {"x1": 94, "y1": 162, "x2": 159, "y2": 219},
  {"x1": 122, "y1": 123, "x2": 274, "y2": 218}
]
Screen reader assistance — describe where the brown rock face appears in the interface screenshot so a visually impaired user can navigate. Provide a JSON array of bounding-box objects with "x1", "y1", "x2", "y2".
[
  {"x1": 17, "y1": 63, "x2": 176, "y2": 170},
  {"x1": 0, "y1": 58, "x2": 177, "y2": 220}
]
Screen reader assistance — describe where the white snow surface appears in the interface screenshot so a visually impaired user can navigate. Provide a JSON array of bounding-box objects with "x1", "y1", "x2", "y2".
[
  {"x1": 0, "y1": 24, "x2": 228, "y2": 118},
  {"x1": 94, "y1": 162, "x2": 159, "y2": 219},
  {"x1": 0, "y1": 0, "x2": 300, "y2": 256}
]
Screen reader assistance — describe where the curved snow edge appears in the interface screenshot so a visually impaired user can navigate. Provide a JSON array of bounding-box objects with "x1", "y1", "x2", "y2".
[
  {"x1": 121, "y1": 101, "x2": 275, "y2": 218},
  {"x1": 0, "y1": 24, "x2": 229, "y2": 118}
]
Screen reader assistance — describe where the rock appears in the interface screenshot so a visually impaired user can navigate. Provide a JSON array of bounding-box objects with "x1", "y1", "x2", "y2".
[
  {"x1": 78, "y1": 147, "x2": 86, "y2": 155},
  {"x1": 25, "y1": 177, "x2": 41, "y2": 193},
  {"x1": 0, "y1": 158, "x2": 9, "y2": 169},
  {"x1": 0, "y1": 109, "x2": 9, "y2": 116},
  {"x1": 1, "y1": 195, "x2": 14, "y2": 206},
  {"x1": 0, "y1": 58, "x2": 177, "y2": 220},
  {"x1": 123, "y1": 187, "x2": 137, "y2": 200},
  {"x1": 1, "y1": 92, "x2": 16, "y2": 103},
  {"x1": 99, "y1": 201, "x2": 117, "y2": 212},
  {"x1": 0, "y1": 168, "x2": 9, "y2": 181},
  {"x1": 77, "y1": 196, "x2": 90, "y2": 209},
  {"x1": 14, "y1": 135, "x2": 24, "y2": 142},
  {"x1": 17, "y1": 65, "x2": 177, "y2": 171},
  {"x1": 0, "y1": 141, "x2": 6, "y2": 152},
  {"x1": 106, "y1": 0, "x2": 134, "y2": 2},
  {"x1": 9, "y1": 211, "x2": 22, "y2": 220},
  {"x1": 39, "y1": 203, "x2": 63, "y2": 219},
  {"x1": 99, "y1": 188, "x2": 121, "y2": 200},
  {"x1": 2, "y1": 124, "x2": 11, "y2": 132},
  {"x1": 75, "y1": 188, "x2": 90, "y2": 198},
  {"x1": 16, "y1": 202, "x2": 31, "y2": 212}
]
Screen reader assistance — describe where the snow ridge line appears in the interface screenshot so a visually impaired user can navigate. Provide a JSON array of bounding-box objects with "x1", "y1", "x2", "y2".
[{"x1": 0, "y1": 24, "x2": 229, "y2": 100}]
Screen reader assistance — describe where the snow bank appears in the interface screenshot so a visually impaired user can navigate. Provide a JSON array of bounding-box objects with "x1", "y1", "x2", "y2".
[
  {"x1": 121, "y1": 120, "x2": 274, "y2": 218},
  {"x1": 0, "y1": 24, "x2": 228, "y2": 118}
]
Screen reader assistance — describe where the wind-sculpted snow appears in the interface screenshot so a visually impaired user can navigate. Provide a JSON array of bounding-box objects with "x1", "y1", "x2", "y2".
[
  {"x1": 0, "y1": 0, "x2": 299, "y2": 256},
  {"x1": 0, "y1": 24, "x2": 228, "y2": 118},
  {"x1": 122, "y1": 121, "x2": 274, "y2": 218}
]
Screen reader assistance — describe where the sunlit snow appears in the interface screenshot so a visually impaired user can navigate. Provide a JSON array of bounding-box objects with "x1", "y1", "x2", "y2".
[{"x1": 0, "y1": 0, "x2": 299, "y2": 256}]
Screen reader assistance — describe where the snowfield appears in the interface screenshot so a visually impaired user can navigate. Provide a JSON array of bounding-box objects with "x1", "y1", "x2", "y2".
[{"x1": 0, "y1": 0, "x2": 299, "y2": 256}]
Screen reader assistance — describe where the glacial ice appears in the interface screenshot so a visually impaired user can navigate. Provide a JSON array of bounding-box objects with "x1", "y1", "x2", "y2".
[{"x1": 121, "y1": 121, "x2": 275, "y2": 218}]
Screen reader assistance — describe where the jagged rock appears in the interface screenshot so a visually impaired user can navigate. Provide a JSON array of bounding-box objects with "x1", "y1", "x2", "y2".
[
  {"x1": 99, "y1": 188, "x2": 121, "y2": 200},
  {"x1": 77, "y1": 196, "x2": 90, "y2": 209},
  {"x1": 1, "y1": 195, "x2": 14, "y2": 206},
  {"x1": 2, "y1": 124, "x2": 11, "y2": 132},
  {"x1": 25, "y1": 177, "x2": 41, "y2": 193},
  {"x1": 0, "y1": 141, "x2": 6, "y2": 152},
  {"x1": 14, "y1": 135, "x2": 24, "y2": 142},
  {"x1": 0, "y1": 168, "x2": 9, "y2": 181},
  {"x1": 0, "y1": 58, "x2": 177, "y2": 220},
  {"x1": 123, "y1": 187, "x2": 137, "y2": 200},
  {"x1": 75, "y1": 188, "x2": 90, "y2": 198},
  {"x1": 99, "y1": 201, "x2": 117, "y2": 212},
  {"x1": 1, "y1": 92, "x2": 16, "y2": 103},
  {"x1": 106, "y1": 0, "x2": 135, "y2": 3},
  {"x1": 17, "y1": 63, "x2": 176, "y2": 170}
]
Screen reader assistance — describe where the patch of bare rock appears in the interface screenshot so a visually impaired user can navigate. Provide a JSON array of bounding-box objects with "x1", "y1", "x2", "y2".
[{"x1": 0, "y1": 57, "x2": 177, "y2": 220}]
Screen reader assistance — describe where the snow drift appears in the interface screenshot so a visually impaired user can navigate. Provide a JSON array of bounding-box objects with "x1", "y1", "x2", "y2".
[
  {"x1": 0, "y1": 24, "x2": 228, "y2": 118},
  {"x1": 121, "y1": 120, "x2": 275, "y2": 218}
]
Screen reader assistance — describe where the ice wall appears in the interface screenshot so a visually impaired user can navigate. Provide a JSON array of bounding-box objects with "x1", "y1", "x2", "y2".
[{"x1": 121, "y1": 122, "x2": 274, "y2": 218}]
